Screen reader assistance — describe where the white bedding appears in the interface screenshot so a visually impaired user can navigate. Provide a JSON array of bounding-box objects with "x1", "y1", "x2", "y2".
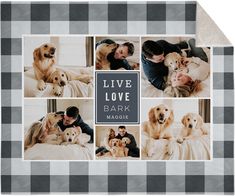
[
  {"x1": 24, "y1": 67, "x2": 94, "y2": 97},
  {"x1": 95, "y1": 156, "x2": 139, "y2": 160},
  {"x1": 24, "y1": 143, "x2": 94, "y2": 160},
  {"x1": 141, "y1": 123, "x2": 211, "y2": 160}
]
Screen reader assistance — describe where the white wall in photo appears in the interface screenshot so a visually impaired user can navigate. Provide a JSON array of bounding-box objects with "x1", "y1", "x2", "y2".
[
  {"x1": 24, "y1": 99, "x2": 47, "y2": 130},
  {"x1": 24, "y1": 36, "x2": 86, "y2": 68},
  {"x1": 56, "y1": 99, "x2": 93, "y2": 123}
]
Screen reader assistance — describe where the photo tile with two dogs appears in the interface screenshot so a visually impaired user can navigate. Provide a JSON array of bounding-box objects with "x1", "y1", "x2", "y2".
[{"x1": 23, "y1": 35, "x2": 211, "y2": 160}]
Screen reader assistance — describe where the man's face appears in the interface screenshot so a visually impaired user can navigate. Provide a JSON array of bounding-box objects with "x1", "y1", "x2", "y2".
[
  {"x1": 118, "y1": 128, "x2": 126, "y2": 137},
  {"x1": 114, "y1": 45, "x2": 129, "y2": 60},
  {"x1": 63, "y1": 115, "x2": 76, "y2": 126},
  {"x1": 147, "y1": 53, "x2": 165, "y2": 63}
]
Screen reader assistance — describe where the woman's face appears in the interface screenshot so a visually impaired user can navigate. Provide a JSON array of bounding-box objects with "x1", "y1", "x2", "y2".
[
  {"x1": 109, "y1": 130, "x2": 116, "y2": 138},
  {"x1": 171, "y1": 72, "x2": 192, "y2": 87}
]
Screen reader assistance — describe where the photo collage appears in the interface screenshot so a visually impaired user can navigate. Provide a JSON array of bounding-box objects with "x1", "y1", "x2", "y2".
[{"x1": 23, "y1": 36, "x2": 211, "y2": 160}]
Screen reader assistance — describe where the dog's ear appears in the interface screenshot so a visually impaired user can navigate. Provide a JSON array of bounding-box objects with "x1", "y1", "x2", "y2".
[
  {"x1": 181, "y1": 115, "x2": 187, "y2": 127},
  {"x1": 196, "y1": 114, "x2": 204, "y2": 129},
  {"x1": 42, "y1": 114, "x2": 52, "y2": 131},
  {"x1": 74, "y1": 126, "x2": 81, "y2": 135},
  {"x1": 33, "y1": 47, "x2": 42, "y2": 61},
  {"x1": 64, "y1": 71, "x2": 71, "y2": 81},
  {"x1": 149, "y1": 107, "x2": 156, "y2": 123},
  {"x1": 108, "y1": 139, "x2": 113, "y2": 147},
  {"x1": 119, "y1": 139, "x2": 123, "y2": 147},
  {"x1": 46, "y1": 73, "x2": 53, "y2": 83}
]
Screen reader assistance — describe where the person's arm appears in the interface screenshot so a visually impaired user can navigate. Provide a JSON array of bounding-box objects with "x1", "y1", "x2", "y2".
[
  {"x1": 95, "y1": 39, "x2": 115, "y2": 48},
  {"x1": 156, "y1": 40, "x2": 182, "y2": 55},
  {"x1": 125, "y1": 134, "x2": 137, "y2": 149},
  {"x1": 150, "y1": 77, "x2": 166, "y2": 90},
  {"x1": 110, "y1": 59, "x2": 133, "y2": 70}
]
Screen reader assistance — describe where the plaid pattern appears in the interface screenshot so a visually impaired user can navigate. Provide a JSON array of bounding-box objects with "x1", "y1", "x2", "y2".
[{"x1": 1, "y1": 1, "x2": 234, "y2": 194}]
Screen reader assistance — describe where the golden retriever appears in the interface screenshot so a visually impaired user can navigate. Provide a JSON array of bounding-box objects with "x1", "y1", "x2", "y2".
[
  {"x1": 96, "y1": 43, "x2": 117, "y2": 70},
  {"x1": 164, "y1": 52, "x2": 184, "y2": 71},
  {"x1": 61, "y1": 127, "x2": 90, "y2": 146},
  {"x1": 46, "y1": 69, "x2": 93, "y2": 96},
  {"x1": 24, "y1": 112, "x2": 63, "y2": 150},
  {"x1": 33, "y1": 43, "x2": 57, "y2": 90},
  {"x1": 165, "y1": 52, "x2": 210, "y2": 82},
  {"x1": 108, "y1": 138, "x2": 126, "y2": 157},
  {"x1": 142, "y1": 104, "x2": 175, "y2": 156},
  {"x1": 177, "y1": 113, "x2": 208, "y2": 143},
  {"x1": 121, "y1": 137, "x2": 131, "y2": 156},
  {"x1": 33, "y1": 43, "x2": 93, "y2": 96},
  {"x1": 142, "y1": 104, "x2": 174, "y2": 140}
]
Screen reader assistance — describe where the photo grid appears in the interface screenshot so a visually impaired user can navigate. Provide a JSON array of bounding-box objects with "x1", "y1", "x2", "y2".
[{"x1": 23, "y1": 35, "x2": 211, "y2": 160}]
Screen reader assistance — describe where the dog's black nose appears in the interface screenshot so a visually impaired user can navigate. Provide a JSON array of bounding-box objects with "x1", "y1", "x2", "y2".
[
  {"x1": 50, "y1": 47, "x2": 56, "y2": 54},
  {"x1": 189, "y1": 124, "x2": 192, "y2": 128},
  {"x1": 159, "y1": 113, "x2": 164, "y2": 119},
  {"x1": 60, "y1": 81, "x2": 65, "y2": 86},
  {"x1": 68, "y1": 139, "x2": 72, "y2": 142}
]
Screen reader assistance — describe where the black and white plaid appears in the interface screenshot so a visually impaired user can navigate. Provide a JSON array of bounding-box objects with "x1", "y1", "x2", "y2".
[{"x1": 1, "y1": 1, "x2": 234, "y2": 194}]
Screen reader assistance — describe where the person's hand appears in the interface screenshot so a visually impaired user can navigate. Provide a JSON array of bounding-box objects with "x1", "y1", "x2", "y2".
[{"x1": 132, "y1": 63, "x2": 139, "y2": 69}]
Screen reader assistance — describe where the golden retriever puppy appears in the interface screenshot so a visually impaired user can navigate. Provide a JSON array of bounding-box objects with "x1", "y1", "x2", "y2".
[
  {"x1": 177, "y1": 113, "x2": 208, "y2": 143},
  {"x1": 24, "y1": 112, "x2": 63, "y2": 150},
  {"x1": 164, "y1": 52, "x2": 184, "y2": 71},
  {"x1": 142, "y1": 104, "x2": 174, "y2": 140},
  {"x1": 165, "y1": 53, "x2": 210, "y2": 82},
  {"x1": 61, "y1": 127, "x2": 80, "y2": 145},
  {"x1": 108, "y1": 138, "x2": 126, "y2": 157},
  {"x1": 46, "y1": 69, "x2": 93, "y2": 96},
  {"x1": 121, "y1": 137, "x2": 131, "y2": 156},
  {"x1": 96, "y1": 43, "x2": 117, "y2": 70},
  {"x1": 61, "y1": 127, "x2": 90, "y2": 146},
  {"x1": 33, "y1": 43, "x2": 57, "y2": 91}
]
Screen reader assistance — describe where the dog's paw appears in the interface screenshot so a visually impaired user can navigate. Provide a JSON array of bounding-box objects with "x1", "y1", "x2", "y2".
[
  {"x1": 177, "y1": 137, "x2": 184, "y2": 144},
  {"x1": 167, "y1": 142, "x2": 174, "y2": 156},
  {"x1": 37, "y1": 80, "x2": 46, "y2": 91},
  {"x1": 82, "y1": 76, "x2": 93, "y2": 84},
  {"x1": 53, "y1": 86, "x2": 62, "y2": 96}
]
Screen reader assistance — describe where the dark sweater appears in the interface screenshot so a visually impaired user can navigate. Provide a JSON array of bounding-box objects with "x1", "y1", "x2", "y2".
[
  {"x1": 142, "y1": 40, "x2": 182, "y2": 90},
  {"x1": 96, "y1": 39, "x2": 133, "y2": 70}
]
